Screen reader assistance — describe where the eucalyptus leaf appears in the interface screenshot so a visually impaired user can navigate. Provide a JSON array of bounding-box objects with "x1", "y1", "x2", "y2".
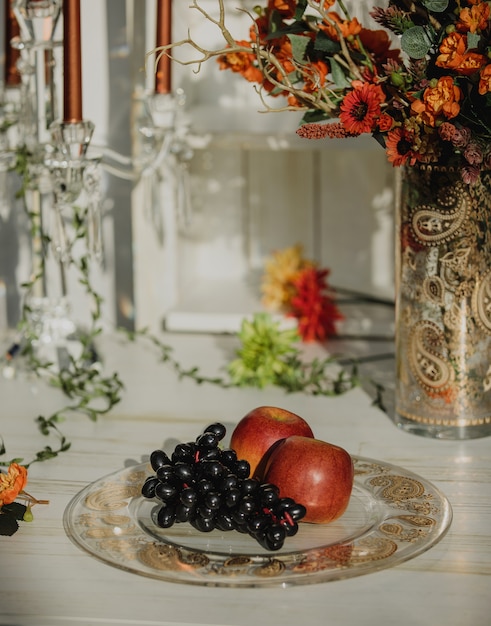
[
  {"x1": 287, "y1": 34, "x2": 310, "y2": 63},
  {"x1": 422, "y1": 0, "x2": 448, "y2": 11},
  {"x1": 466, "y1": 32, "x2": 481, "y2": 51},
  {"x1": 330, "y1": 57, "x2": 351, "y2": 90},
  {"x1": 401, "y1": 26, "x2": 433, "y2": 59}
]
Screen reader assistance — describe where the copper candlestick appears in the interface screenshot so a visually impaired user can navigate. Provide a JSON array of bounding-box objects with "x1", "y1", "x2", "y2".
[
  {"x1": 63, "y1": 0, "x2": 83, "y2": 122},
  {"x1": 154, "y1": 0, "x2": 172, "y2": 94},
  {"x1": 4, "y1": 0, "x2": 21, "y2": 87}
]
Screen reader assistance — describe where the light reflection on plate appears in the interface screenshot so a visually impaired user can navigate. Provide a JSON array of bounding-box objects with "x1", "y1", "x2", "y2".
[{"x1": 63, "y1": 456, "x2": 452, "y2": 587}]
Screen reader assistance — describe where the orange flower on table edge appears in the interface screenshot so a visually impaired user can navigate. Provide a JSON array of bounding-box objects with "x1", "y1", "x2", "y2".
[
  {"x1": 0, "y1": 462, "x2": 27, "y2": 507},
  {"x1": 0, "y1": 462, "x2": 49, "y2": 528}
]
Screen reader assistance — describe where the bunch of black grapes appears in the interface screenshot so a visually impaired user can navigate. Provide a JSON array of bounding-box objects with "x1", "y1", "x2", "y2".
[{"x1": 142, "y1": 422, "x2": 306, "y2": 551}]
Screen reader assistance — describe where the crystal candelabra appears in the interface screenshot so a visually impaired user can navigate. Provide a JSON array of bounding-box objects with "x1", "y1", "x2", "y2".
[
  {"x1": 0, "y1": 0, "x2": 195, "y2": 373},
  {"x1": 134, "y1": 88, "x2": 194, "y2": 242},
  {"x1": 1, "y1": 0, "x2": 104, "y2": 370}
]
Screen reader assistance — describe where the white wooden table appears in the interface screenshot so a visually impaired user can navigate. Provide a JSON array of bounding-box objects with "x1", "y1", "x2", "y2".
[{"x1": 1, "y1": 332, "x2": 489, "y2": 626}]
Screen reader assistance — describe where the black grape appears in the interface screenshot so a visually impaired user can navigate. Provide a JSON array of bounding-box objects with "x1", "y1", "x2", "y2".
[{"x1": 142, "y1": 422, "x2": 307, "y2": 551}]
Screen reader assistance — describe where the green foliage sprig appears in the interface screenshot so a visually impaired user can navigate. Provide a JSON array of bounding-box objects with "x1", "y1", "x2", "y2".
[{"x1": 125, "y1": 312, "x2": 360, "y2": 397}]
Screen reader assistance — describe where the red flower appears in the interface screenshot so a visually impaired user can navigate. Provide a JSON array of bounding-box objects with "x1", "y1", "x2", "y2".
[
  {"x1": 339, "y1": 82, "x2": 385, "y2": 135},
  {"x1": 288, "y1": 268, "x2": 343, "y2": 342},
  {"x1": 385, "y1": 127, "x2": 420, "y2": 166}
]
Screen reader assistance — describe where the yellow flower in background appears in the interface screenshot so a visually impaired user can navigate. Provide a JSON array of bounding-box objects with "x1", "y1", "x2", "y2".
[{"x1": 261, "y1": 244, "x2": 314, "y2": 310}]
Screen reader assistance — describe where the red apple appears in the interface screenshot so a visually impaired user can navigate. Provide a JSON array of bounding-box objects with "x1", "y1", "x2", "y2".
[
  {"x1": 230, "y1": 406, "x2": 314, "y2": 479},
  {"x1": 262, "y1": 435, "x2": 354, "y2": 524}
]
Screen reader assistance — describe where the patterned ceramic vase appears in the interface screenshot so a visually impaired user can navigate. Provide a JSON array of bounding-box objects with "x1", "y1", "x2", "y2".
[{"x1": 394, "y1": 164, "x2": 491, "y2": 439}]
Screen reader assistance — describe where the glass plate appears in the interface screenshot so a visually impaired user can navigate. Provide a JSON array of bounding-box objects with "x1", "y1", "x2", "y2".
[{"x1": 63, "y1": 456, "x2": 452, "y2": 587}]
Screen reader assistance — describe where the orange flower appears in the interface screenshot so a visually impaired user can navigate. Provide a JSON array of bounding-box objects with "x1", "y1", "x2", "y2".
[
  {"x1": 312, "y1": 0, "x2": 336, "y2": 8},
  {"x1": 457, "y1": 2, "x2": 490, "y2": 33},
  {"x1": 0, "y1": 463, "x2": 28, "y2": 507},
  {"x1": 377, "y1": 112, "x2": 394, "y2": 132},
  {"x1": 436, "y1": 32, "x2": 467, "y2": 69},
  {"x1": 436, "y1": 32, "x2": 487, "y2": 75},
  {"x1": 301, "y1": 60, "x2": 330, "y2": 93},
  {"x1": 268, "y1": 0, "x2": 296, "y2": 17},
  {"x1": 273, "y1": 38, "x2": 296, "y2": 76},
  {"x1": 411, "y1": 76, "x2": 462, "y2": 127},
  {"x1": 479, "y1": 64, "x2": 491, "y2": 95},
  {"x1": 217, "y1": 42, "x2": 264, "y2": 83},
  {"x1": 457, "y1": 52, "x2": 488, "y2": 75},
  {"x1": 319, "y1": 12, "x2": 362, "y2": 41},
  {"x1": 339, "y1": 81, "x2": 385, "y2": 135},
  {"x1": 385, "y1": 127, "x2": 420, "y2": 166}
]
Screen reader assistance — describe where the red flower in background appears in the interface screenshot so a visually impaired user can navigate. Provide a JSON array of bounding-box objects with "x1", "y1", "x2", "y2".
[{"x1": 289, "y1": 267, "x2": 344, "y2": 342}]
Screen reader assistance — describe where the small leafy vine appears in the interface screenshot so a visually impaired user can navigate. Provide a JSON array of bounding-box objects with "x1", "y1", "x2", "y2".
[
  {"x1": 1, "y1": 156, "x2": 125, "y2": 467},
  {"x1": 123, "y1": 314, "x2": 360, "y2": 397}
]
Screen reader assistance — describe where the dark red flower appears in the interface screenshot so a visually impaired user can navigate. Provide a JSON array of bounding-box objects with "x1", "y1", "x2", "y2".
[{"x1": 288, "y1": 268, "x2": 343, "y2": 342}]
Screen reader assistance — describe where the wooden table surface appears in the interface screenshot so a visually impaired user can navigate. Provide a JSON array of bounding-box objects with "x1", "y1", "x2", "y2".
[{"x1": 1, "y1": 331, "x2": 490, "y2": 626}]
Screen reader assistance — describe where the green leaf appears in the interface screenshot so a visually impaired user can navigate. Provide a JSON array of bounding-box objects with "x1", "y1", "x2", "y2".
[
  {"x1": 314, "y1": 31, "x2": 341, "y2": 55},
  {"x1": 287, "y1": 34, "x2": 310, "y2": 63},
  {"x1": 301, "y1": 109, "x2": 330, "y2": 124},
  {"x1": 330, "y1": 57, "x2": 351, "y2": 89},
  {"x1": 294, "y1": 0, "x2": 308, "y2": 20},
  {"x1": 466, "y1": 32, "x2": 481, "y2": 51},
  {"x1": 401, "y1": 26, "x2": 433, "y2": 59},
  {"x1": 0, "y1": 503, "x2": 27, "y2": 535},
  {"x1": 422, "y1": 0, "x2": 448, "y2": 11}
]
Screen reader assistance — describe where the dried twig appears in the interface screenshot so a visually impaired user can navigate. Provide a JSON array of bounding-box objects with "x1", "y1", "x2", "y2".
[{"x1": 146, "y1": 0, "x2": 343, "y2": 116}]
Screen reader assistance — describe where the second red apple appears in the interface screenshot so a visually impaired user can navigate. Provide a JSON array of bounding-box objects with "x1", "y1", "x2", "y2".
[
  {"x1": 230, "y1": 406, "x2": 315, "y2": 478},
  {"x1": 262, "y1": 435, "x2": 354, "y2": 523}
]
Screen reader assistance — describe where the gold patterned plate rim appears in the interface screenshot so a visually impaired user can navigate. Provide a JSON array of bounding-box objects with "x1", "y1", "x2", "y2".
[{"x1": 63, "y1": 456, "x2": 452, "y2": 588}]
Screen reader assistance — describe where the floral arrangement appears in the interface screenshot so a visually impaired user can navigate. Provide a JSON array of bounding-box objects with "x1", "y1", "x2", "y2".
[
  {"x1": 164, "y1": 1, "x2": 491, "y2": 183},
  {"x1": 0, "y1": 462, "x2": 48, "y2": 535},
  {"x1": 261, "y1": 244, "x2": 343, "y2": 341}
]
